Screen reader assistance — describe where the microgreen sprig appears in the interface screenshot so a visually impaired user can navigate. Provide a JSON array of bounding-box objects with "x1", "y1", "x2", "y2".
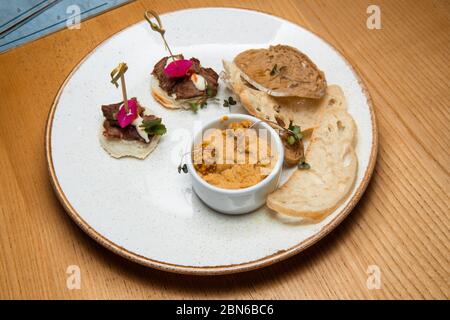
[
  {"x1": 298, "y1": 161, "x2": 310, "y2": 170},
  {"x1": 189, "y1": 100, "x2": 208, "y2": 113},
  {"x1": 249, "y1": 119, "x2": 301, "y2": 140},
  {"x1": 188, "y1": 85, "x2": 219, "y2": 113},
  {"x1": 178, "y1": 163, "x2": 188, "y2": 174},
  {"x1": 223, "y1": 96, "x2": 237, "y2": 108},
  {"x1": 287, "y1": 121, "x2": 303, "y2": 145}
]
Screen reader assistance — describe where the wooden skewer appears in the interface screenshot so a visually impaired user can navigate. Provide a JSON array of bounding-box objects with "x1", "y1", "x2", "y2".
[
  {"x1": 120, "y1": 73, "x2": 129, "y2": 113},
  {"x1": 110, "y1": 62, "x2": 129, "y2": 113},
  {"x1": 144, "y1": 10, "x2": 177, "y2": 64}
]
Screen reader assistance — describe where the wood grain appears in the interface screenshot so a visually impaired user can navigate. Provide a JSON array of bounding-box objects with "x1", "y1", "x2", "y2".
[{"x1": 0, "y1": 0, "x2": 448, "y2": 299}]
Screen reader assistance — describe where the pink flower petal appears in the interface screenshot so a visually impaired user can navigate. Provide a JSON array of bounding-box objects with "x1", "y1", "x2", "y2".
[
  {"x1": 164, "y1": 59, "x2": 193, "y2": 78},
  {"x1": 117, "y1": 98, "x2": 138, "y2": 128}
]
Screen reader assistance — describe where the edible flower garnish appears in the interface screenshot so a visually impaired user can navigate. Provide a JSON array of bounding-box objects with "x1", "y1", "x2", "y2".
[
  {"x1": 117, "y1": 98, "x2": 138, "y2": 128},
  {"x1": 139, "y1": 118, "x2": 167, "y2": 136},
  {"x1": 164, "y1": 59, "x2": 193, "y2": 78}
]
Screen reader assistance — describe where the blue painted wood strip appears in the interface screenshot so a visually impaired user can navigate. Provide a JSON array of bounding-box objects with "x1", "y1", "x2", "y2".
[{"x1": 0, "y1": 0, "x2": 132, "y2": 53}]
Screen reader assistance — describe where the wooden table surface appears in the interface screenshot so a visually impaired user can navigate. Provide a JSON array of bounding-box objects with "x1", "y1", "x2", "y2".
[{"x1": 0, "y1": 0, "x2": 448, "y2": 300}]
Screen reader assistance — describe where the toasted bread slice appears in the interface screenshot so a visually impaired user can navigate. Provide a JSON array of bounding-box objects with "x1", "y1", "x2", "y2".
[
  {"x1": 234, "y1": 45, "x2": 327, "y2": 98},
  {"x1": 267, "y1": 106, "x2": 358, "y2": 221},
  {"x1": 222, "y1": 60, "x2": 345, "y2": 133}
]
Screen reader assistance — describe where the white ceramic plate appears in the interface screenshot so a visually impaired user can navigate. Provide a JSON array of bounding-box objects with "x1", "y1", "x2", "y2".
[{"x1": 46, "y1": 8, "x2": 377, "y2": 274}]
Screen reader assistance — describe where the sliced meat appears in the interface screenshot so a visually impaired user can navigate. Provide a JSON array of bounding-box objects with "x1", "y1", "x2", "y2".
[
  {"x1": 101, "y1": 98, "x2": 151, "y2": 143},
  {"x1": 152, "y1": 55, "x2": 184, "y2": 94},
  {"x1": 103, "y1": 120, "x2": 145, "y2": 142},
  {"x1": 188, "y1": 58, "x2": 201, "y2": 74},
  {"x1": 101, "y1": 102, "x2": 121, "y2": 122},
  {"x1": 174, "y1": 77, "x2": 204, "y2": 100},
  {"x1": 200, "y1": 67, "x2": 219, "y2": 95},
  {"x1": 101, "y1": 98, "x2": 144, "y2": 125},
  {"x1": 151, "y1": 55, "x2": 219, "y2": 100},
  {"x1": 142, "y1": 114, "x2": 158, "y2": 122}
]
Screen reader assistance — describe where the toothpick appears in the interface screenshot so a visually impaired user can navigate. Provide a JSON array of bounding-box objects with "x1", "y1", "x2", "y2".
[
  {"x1": 144, "y1": 10, "x2": 177, "y2": 63},
  {"x1": 120, "y1": 73, "x2": 128, "y2": 113},
  {"x1": 110, "y1": 62, "x2": 129, "y2": 113}
]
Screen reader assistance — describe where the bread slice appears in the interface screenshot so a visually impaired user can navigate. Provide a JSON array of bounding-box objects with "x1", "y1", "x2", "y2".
[
  {"x1": 222, "y1": 60, "x2": 345, "y2": 133},
  {"x1": 266, "y1": 106, "x2": 358, "y2": 221},
  {"x1": 234, "y1": 45, "x2": 327, "y2": 98},
  {"x1": 99, "y1": 133, "x2": 160, "y2": 159},
  {"x1": 99, "y1": 108, "x2": 161, "y2": 159}
]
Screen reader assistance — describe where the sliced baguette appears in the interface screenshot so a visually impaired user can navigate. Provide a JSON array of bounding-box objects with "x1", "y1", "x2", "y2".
[
  {"x1": 234, "y1": 45, "x2": 327, "y2": 98},
  {"x1": 222, "y1": 60, "x2": 345, "y2": 133},
  {"x1": 266, "y1": 106, "x2": 358, "y2": 221}
]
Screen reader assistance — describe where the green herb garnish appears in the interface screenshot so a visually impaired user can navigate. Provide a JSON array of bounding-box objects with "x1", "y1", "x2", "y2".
[
  {"x1": 223, "y1": 96, "x2": 237, "y2": 107},
  {"x1": 298, "y1": 162, "x2": 310, "y2": 170},
  {"x1": 287, "y1": 121, "x2": 302, "y2": 145},
  {"x1": 140, "y1": 118, "x2": 167, "y2": 136},
  {"x1": 270, "y1": 64, "x2": 286, "y2": 77},
  {"x1": 270, "y1": 64, "x2": 278, "y2": 76},
  {"x1": 287, "y1": 135, "x2": 296, "y2": 145},
  {"x1": 189, "y1": 102, "x2": 200, "y2": 112},
  {"x1": 177, "y1": 163, "x2": 188, "y2": 174},
  {"x1": 189, "y1": 100, "x2": 208, "y2": 113},
  {"x1": 186, "y1": 85, "x2": 217, "y2": 113}
]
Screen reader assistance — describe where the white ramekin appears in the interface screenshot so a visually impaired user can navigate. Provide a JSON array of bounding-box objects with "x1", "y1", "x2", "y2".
[{"x1": 186, "y1": 114, "x2": 284, "y2": 215}]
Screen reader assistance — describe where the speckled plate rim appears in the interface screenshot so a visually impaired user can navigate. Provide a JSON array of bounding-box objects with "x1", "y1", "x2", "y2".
[{"x1": 45, "y1": 7, "x2": 378, "y2": 275}]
